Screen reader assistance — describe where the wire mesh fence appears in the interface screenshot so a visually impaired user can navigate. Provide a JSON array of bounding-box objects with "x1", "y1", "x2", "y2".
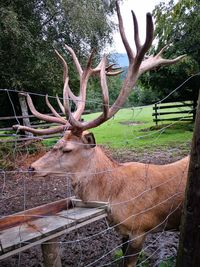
[{"x1": 0, "y1": 79, "x2": 197, "y2": 266}]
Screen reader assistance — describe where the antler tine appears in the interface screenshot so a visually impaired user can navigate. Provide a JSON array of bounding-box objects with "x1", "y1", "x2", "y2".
[
  {"x1": 56, "y1": 94, "x2": 65, "y2": 114},
  {"x1": 155, "y1": 44, "x2": 186, "y2": 64},
  {"x1": 13, "y1": 93, "x2": 70, "y2": 134},
  {"x1": 13, "y1": 124, "x2": 68, "y2": 135},
  {"x1": 55, "y1": 49, "x2": 68, "y2": 84},
  {"x1": 106, "y1": 64, "x2": 123, "y2": 76},
  {"x1": 60, "y1": 45, "x2": 95, "y2": 123},
  {"x1": 86, "y1": 49, "x2": 96, "y2": 69},
  {"x1": 62, "y1": 78, "x2": 83, "y2": 129},
  {"x1": 55, "y1": 48, "x2": 79, "y2": 121},
  {"x1": 140, "y1": 13, "x2": 154, "y2": 57},
  {"x1": 63, "y1": 73, "x2": 71, "y2": 118},
  {"x1": 64, "y1": 44, "x2": 83, "y2": 76},
  {"x1": 156, "y1": 44, "x2": 169, "y2": 57},
  {"x1": 55, "y1": 49, "x2": 78, "y2": 105},
  {"x1": 26, "y1": 94, "x2": 67, "y2": 125},
  {"x1": 116, "y1": 1, "x2": 134, "y2": 63},
  {"x1": 100, "y1": 56, "x2": 109, "y2": 118},
  {"x1": 139, "y1": 51, "x2": 186, "y2": 75},
  {"x1": 64, "y1": 50, "x2": 110, "y2": 130},
  {"x1": 131, "y1": 11, "x2": 141, "y2": 52},
  {"x1": 135, "y1": 12, "x2": 154, "y2": 68},
  {"x1": 45, "y1": 95, "x2": 64, "y2": 119},
  {"x1": 71, "y1": 49, "x2": 96, "y2": 122}
]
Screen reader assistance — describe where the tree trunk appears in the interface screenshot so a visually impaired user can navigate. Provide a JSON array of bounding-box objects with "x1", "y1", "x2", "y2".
[{"x1": 176, "y1": 89, "x2": 200, "y2": 267}]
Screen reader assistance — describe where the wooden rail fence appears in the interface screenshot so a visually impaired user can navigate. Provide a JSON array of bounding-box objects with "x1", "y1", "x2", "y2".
[
  {"x1": 0, "y1": 113, "x2": 63, "y2": 143},
  {"x1": 152, "y1": 101, "x2": 196, "y2": 125}
]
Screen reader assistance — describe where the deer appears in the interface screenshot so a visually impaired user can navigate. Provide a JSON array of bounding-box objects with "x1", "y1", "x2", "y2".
[{"x1": 13, "y1": 1, "x2": 188, "y2": 266}]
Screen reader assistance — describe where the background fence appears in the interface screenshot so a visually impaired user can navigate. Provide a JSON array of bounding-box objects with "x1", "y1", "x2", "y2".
[{"x1": 152, "y1": 101, "x2": 196, "y2": 125}]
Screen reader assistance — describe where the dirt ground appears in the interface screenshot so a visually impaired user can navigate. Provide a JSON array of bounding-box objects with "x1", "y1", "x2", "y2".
[{"x1": 0, "y1": 145, "x2": 190, "y2": 267}]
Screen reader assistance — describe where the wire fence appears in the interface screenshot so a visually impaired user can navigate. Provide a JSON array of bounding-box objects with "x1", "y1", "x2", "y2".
[{"x1": 0, "y1": 77, "x2": 196, "y2": 267}]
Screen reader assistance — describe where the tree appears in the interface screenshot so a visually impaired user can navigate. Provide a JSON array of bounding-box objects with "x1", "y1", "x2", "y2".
[
  {"x1": 140, "y1": 0, "x2": 200, "y2": 104},
  {"x1": 0, "y1": 0, "x2": 117, "y2": 122}
]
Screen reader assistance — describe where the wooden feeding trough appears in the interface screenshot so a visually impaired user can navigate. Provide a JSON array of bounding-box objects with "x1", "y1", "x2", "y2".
[{"x1": 0, "y1": 197, "x2": 108, "y2": 267}]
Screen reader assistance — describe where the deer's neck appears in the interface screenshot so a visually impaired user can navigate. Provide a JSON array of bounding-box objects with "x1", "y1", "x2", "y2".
[{"x1": 71, "y1": 146, "x2": 121, "y2": 202}]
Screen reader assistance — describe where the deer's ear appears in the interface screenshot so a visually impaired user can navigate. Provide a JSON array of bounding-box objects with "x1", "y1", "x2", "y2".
[{"x1": 83, "y1": 133, "x2": 96, "y2": 148}]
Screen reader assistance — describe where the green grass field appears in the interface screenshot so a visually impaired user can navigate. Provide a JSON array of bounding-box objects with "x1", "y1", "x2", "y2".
[
  {"x1": 83, "y1": 104, "x2": 193, "y2": 152},
  {"x1": 0, "y1": 103, "x2": 194, "y2": 154}
]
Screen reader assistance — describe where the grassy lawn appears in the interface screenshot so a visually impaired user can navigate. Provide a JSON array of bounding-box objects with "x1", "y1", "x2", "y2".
[
  {"x1": 0, "y1": 103, "x2": 194, "y2": 154},
  {"x1": 83, "y1": 104, "x2": 193, "y2": 152}
]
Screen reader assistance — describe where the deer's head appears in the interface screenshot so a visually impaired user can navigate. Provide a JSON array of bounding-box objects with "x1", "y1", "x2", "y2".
[
  {"x1": 28, "y1": 131, "x2": 96, "y2": 177},
  {"x1": 13, "y1": 1, "x2": 185, "y2": 177}
]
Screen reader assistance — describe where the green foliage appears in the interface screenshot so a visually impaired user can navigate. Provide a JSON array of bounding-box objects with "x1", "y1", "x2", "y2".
[
  {"x1": 60, "y1": 0, "x2": 116, "y2": 53},
  {"x1": 85, "y1": 74, "x2": 136, "y2": 111},
  {"x1": 137, "y1": 251, "x2": 150, "y2": 267},
  {"x1": 0, "y1": 0, "x2": 117, "y2": 118},
  {"x1": 113, "y1": 248, "x2": 123, "y2": 260},
  {"x1": 113, "y1": 248, "x2": 150, "y2": 267},
  {"x1": 140, "y1": 0, "x2": 200, "y2": 103},
  {"x1": 158, "y1": 257, "x2": 175, "y2": 267},
  {"x1": 131, "y1": 84, "x2": 159, "y2": 106},
  {"x1": 42, "y1": 138, "x2": 58, "y2": 148}
]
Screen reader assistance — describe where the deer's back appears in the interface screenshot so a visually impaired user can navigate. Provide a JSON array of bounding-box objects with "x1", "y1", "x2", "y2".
[{"x1": 110, "y1": 156, "x2": 189, "y2": 234}]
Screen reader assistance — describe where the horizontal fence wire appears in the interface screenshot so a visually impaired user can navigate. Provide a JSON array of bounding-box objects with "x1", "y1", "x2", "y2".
[{"x1": 0, "y1": 74, "x2": 196, "y2": 266}]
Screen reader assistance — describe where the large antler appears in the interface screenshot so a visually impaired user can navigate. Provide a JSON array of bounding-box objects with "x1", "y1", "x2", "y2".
[
  {"x1": 13, "y1": 0, "x2": 185, "y2": 136},
  {"x1": 13, "y1": 45, "x2": 121, "y2": 135}
]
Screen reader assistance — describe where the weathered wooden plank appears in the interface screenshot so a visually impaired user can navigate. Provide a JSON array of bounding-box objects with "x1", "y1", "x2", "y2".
[
  {"x1": 0, "y1": 207, "x2": 107, "y2": 258},
  {"x1": 152, "y1": 110, "x2": 195, "y2": 116},
  {"x1": 0, "y1": 198, "x2": 108, "y2": 259},
  {"x1": 153, "y1": 103, "x2": 193, "y2": 110},
  {"x1": 0, "y1": 214, "x2": 73, "y2": 253},
  {"x1": 72, "y1": 199, "x2": 109, "y2": 209},
  {"x1": 153, "y1": 117, "x2": 193, "y2": 122},
  {"x1": 0, "y1": 198, "x2": 73, "y2": 231},
  {"x1": 0, "y1": 213, "x2": 106, "y2": 260},
  {"x1": 58, "y1": 207, "x2": 106, "y2": 221}
]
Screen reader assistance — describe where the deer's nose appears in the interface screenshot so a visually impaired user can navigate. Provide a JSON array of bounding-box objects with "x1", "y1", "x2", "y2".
[{"x1": 28, "y1": 166, "x2": 35, "y2": 173}]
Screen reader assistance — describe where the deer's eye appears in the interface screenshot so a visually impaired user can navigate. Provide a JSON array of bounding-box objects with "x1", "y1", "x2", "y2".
[{"x1": 62, "y1": 148, "x2": 72, "y2": 153}]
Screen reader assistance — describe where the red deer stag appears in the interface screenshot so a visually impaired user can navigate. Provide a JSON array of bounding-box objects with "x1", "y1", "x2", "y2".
[{"x1": 13, "y1": 1, "x2": 188, "y2": 266}]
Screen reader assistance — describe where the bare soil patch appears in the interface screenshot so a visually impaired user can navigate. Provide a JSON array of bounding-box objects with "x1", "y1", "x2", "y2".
[{"x1": 119, "y1": 121, "x2": 144, "y2": 126}]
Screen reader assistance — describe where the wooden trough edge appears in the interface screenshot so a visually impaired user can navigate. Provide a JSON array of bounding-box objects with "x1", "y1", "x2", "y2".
[
  {"x1": 0, "y1": 213, "x2": 107, "y2": 260},
  {"x1": 0, "y1": 197, "x2": 109, "y2": 231}
]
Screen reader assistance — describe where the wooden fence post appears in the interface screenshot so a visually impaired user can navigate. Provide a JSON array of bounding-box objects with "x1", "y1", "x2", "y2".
[
  {"x1": 18, "y1": 93, "x2": 33, "y2": 137},
  {"x1": 155, "y1": 104, "x2": 158, "y2": 125},
  {"x1": 41, "y1": 237, "x2": 62, "y2": 267},
  {"x1": 176, "y1": 90, "x2": 200, "y2": 267}
]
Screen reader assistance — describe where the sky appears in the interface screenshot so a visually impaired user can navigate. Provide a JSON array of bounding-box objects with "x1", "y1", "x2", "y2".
[{"x1": 107, "y1": 0, "x2": 162, "y2": 54}]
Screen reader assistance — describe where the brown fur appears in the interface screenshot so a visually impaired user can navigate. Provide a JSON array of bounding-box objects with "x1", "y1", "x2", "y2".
[{"x1": 30, "y1": 131, "x2": 189, "y2": 266}]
